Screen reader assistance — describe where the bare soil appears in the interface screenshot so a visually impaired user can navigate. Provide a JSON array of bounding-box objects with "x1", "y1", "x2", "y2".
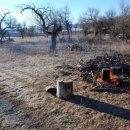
[{"x1": 0, "y1": 38, "x2": 130, "y2": 130}]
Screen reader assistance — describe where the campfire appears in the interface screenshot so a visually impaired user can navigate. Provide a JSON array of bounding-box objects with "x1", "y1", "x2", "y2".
[
  {"x1": 96, "y1": 67, "x2": 123, "y2": 87},
  {"x1": 79, "y1": 52, "x2": 130, "y2": 89}
]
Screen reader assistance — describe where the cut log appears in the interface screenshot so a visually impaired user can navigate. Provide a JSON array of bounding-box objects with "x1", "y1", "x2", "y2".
[{"x1": 56, "y1": 80, "x2": 73, "y2": 99}]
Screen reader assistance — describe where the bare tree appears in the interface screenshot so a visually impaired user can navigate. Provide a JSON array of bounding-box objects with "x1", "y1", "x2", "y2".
[
  {"x1": 26, "y1": 26, "x2": 35, "y2": 37},
  {"x1": 105, "y1": 9, "x2": 116, "y2": 37},
  {"x1": 79, "y1": 8, "x2": 100, "y2": 37},
  {"x1": 106, "y1": 9, "x2": 116, "y2": 19},
  {"x1": 95, "y1": 9, "x2": 117, "y2": 38},
  {"x1": 58, "y1": 6, "x2": 72, "y2": 39},
  {"x1": 16, "y1": 22, "x2": 27, "y2": 38},
  {"x1": 0, "y1": 12, "x2": 11, "y2": 42},
  {"x1": 116, "y1": 0, "x2": 130, "y2": 40},
  {"x1": 79, "y1": 15, "x2": 89, "y2": 36},
  {"x1": 20, "y1": 4, "x2": 62, "y2": 52},
  {"x1": 87, "y1": 8, "x2": 100, "y2": 36},
  {"x1": 5, "y1": 16, "x2": 17, "y2": 39}
]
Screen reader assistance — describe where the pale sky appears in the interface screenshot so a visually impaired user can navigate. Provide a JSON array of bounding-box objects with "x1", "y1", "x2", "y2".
[{"x1": 0, "y1": 0, "x2": 130, "y2": 24}]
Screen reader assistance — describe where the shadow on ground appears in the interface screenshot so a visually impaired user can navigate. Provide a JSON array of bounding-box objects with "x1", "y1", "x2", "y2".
[{"x1": 68, "y1": 95, "x2": 130, "y2": 120}]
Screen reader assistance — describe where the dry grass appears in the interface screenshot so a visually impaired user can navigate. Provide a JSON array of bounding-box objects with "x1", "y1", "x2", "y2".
[
  {"x1": 0, "y1": 36, "x2": 129, "y2": 130},
  {"x1": 14, "y1": 36, "x2": 51, "y2": 43}
]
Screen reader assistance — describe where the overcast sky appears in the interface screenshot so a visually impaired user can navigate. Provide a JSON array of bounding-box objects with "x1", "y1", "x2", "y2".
[{"x1": 1, "y1": 0, "x2": 130, "y2": 24}]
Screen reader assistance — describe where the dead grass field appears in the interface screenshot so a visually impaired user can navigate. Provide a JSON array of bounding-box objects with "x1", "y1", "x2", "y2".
[{"x1": 0, "y1": 36, "x2": 130, "y2": 130}]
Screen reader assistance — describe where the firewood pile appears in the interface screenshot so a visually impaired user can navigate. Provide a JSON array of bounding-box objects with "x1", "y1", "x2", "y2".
[{"x1": 78, "y1": 52, "x2": 130, "y2": 89}]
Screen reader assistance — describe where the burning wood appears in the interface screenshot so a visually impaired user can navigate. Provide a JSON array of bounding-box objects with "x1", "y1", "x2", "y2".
[{"x1": 79, "y1": 52, "x2": 130, "y2": 89}]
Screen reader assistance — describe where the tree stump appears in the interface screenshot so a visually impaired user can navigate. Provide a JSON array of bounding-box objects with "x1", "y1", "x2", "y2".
[{"x1": 56, "y1": 80, "x2": 73, "y2": 99}]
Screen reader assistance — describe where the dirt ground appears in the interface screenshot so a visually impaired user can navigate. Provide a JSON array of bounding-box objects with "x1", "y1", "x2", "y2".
[{"x1": 0, "y1": 37, "x2": 130, "y2": 130}]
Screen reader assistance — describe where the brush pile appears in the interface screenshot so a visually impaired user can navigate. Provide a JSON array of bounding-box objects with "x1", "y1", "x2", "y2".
[{"x1": 79, "y1": 52, "x2": 130, "y2": 89}]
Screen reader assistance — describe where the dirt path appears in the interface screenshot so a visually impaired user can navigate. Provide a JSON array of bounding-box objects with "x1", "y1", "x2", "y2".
[{"x1": 0, "y1": 63, "x2": 42, "y2": 129}]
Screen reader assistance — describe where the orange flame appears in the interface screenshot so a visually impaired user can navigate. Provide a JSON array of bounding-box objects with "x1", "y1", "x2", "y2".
[
  {"x1": 96, "y1": 69, "x2": 120, "y2": 86},
  {"x1": 97, "y1": 75, "x2": 104, "y2": 83},
  {"x1": 109, "y1": 69, "x2": 119, "y2": 86}
]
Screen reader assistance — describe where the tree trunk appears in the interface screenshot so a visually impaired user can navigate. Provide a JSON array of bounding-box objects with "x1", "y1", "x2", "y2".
[
  {"x1": 50, "y1": 35, "x2": 57, "y2": 53},
  {"x1": 0, "y1": 31, "x2": 7, "y2": 43},
  {"x1": 67, "y1": 29, "x2": 71, "y2": 40},
  {"x1": 57, "y1": 80, "x2": 73, "y2": 99}
]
